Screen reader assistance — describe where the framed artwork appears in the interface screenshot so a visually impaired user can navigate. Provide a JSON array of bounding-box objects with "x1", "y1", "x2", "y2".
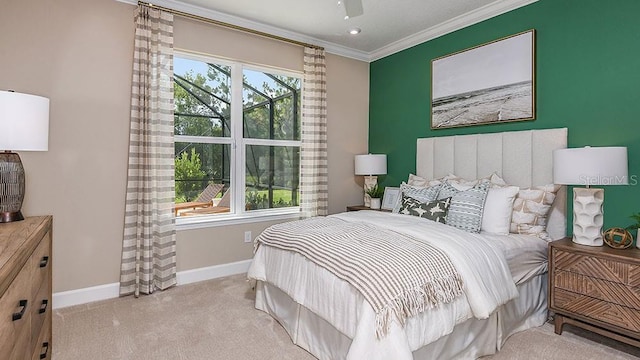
[
  {"x1": 381, "y1": 187, "x2": 400, "y2": 210},
  {"x1": 431, "y1": 29, "x2": 535, "y2": 129}
]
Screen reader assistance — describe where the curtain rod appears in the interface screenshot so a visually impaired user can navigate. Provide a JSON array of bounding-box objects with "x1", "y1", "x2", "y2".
[{"x1": 137, "y1": 1, "x2": 323, "y2": 50}]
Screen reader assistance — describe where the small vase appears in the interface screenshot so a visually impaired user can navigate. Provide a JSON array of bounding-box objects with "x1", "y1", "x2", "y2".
[{"x1": 370, "y1": 198, "x2": 381, "y2": 210}]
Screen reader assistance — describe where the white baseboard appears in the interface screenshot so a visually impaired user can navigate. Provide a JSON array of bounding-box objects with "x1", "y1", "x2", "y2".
[
  {"x1": 52, "y1": 259, "x2": 252, "y2": 309},
  {"x1": 175, "y1": 259, "x2": 251, "y2": 285}
]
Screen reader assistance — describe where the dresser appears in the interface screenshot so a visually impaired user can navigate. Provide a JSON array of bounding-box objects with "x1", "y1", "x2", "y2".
[
  {"x1": 0, "y1": 216, "x2": 53, "y2": 359},
  {"x1": 549, "y1": 237, "x2": 640, "y2": 347}
]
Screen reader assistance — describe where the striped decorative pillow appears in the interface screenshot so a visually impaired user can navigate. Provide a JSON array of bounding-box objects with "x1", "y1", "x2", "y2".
[{"x1": 437, "y1": 179, "x2": 490, "y2": 233}]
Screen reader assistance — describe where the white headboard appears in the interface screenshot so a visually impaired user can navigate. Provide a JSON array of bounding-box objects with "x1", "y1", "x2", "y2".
[{"x1": 416, "y1": 128, "x2": 568, "y2": 240}]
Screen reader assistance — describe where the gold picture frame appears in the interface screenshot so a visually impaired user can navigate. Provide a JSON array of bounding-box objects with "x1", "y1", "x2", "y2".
[{"x1": 431, "y1": 29, "x2": 536, "y2": 129}]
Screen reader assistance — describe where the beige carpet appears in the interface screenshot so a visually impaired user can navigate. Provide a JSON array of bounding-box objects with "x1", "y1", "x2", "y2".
[{"x1": 54, "y1": 274, "x2": 640, "y2": 359}]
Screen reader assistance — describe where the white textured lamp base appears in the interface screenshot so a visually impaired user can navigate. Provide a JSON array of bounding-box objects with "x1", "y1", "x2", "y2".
[
  {"x1": 363, "y1": 175, "x2": 378, "y2": 207},
  {"x1": 572, "y1": 187, "x2": 604, "y2": 246}
]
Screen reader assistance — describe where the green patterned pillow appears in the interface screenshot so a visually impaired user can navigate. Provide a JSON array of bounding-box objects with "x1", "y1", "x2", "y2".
[
  {"x1": 398, "y1": 195, "x2": 451, "y2": 223},
  {"x1": 437, "y1": 179, "x2": 490, "y2": 233}
]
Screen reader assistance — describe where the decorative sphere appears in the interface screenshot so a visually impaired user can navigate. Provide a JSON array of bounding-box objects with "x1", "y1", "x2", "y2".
[{"x1": 603, "y1": 227, "x2": 633, "y2": 249}]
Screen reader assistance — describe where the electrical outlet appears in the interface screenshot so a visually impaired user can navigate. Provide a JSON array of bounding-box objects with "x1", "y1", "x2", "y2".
[{"x1": 244, "y1": 231, "x2": 252, "y2": 243}]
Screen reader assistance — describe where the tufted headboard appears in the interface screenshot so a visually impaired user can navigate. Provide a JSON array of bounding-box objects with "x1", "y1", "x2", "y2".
[{"x1": 416, "y1": 128, "x2": 568, "y2": 240}]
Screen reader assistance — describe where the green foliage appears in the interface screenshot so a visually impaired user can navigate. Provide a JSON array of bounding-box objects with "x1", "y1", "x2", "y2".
[
  {"x1": 174, "y1": 58, "x2": 302, "y2": 208},
  {"x1": 365, "y1": 185, "x2": 385, "y2": 199},
  {"x1": 625, "y1": 213, "x2": 640, "y2": 231},
  {"x1": 175, "y1": 148, "x2": 207, "y2": 202},
  {"x1": 245, "y1": 189, "x2": 297, "y2": 210}
]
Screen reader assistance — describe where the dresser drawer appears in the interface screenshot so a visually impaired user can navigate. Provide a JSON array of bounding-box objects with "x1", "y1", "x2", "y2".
[
  {"x1": 30, "y1": 275, "x2": 50, "y2": 353},
  {"x1": 553, "y1": 270, "x2": 640, "y2": 310},
  {"x1": 31, "y1": 231, "x2": 52, "y2": 299},
  {"x1": 0, "y1": 260, "x2": 34, "y2": 360},
  {"x1": 554, "y1": 288, "x2": 640, "y2": 333},
  {"x1": 31, "y1": 310, "x2": 51, "y2": 360},
  {"x1": 553, "y1": 248, "x2": 640, "y2": 286}
]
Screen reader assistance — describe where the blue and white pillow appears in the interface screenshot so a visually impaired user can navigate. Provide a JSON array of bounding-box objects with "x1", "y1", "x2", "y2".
[
  {"x1": 392, "y1": 182, "x2": 443, "y2": 213},
  {"x1": 437, "y1": 179, "x2": 490, "y2": 233}
]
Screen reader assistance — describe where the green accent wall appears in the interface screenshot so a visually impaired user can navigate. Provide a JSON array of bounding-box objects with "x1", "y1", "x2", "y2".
[{"x1": 369, "y1": 0, "x2": 640, "y2": 232}]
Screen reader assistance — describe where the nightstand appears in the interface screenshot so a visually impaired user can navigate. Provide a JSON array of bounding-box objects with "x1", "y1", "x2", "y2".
[
  {"x1": 346, "y1": 205, "x2": 391, "y2": 212},
  {"x1": 549, "y1": 237, "x2": 640, "y2": 347}
]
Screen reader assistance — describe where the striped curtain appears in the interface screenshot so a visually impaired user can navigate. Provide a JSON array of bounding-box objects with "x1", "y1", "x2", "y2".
[
  {"x1": 300, "y1": 47, "x2": 328, "y2": 218},
  {"x1": 120, "y1": 5, "x2": 176, "y2": 297}
]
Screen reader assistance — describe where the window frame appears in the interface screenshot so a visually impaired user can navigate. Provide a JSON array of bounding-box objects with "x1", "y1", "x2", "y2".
[{"x1": 174, "y1": 51, "x2": 302, "y2": 229}]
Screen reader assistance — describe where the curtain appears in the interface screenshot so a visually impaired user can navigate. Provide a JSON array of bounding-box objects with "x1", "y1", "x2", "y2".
[
  {"x1": 120, "y1": 5, "x2": 176, "y2": 297},
  {"x1": 300, "y1": 47, "x2": 328, "y2": 218}
]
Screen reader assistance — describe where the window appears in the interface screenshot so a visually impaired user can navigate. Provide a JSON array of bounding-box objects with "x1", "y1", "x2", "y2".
[{"x1": 173, "y1": 53, "x2": 301, "y2": 222}]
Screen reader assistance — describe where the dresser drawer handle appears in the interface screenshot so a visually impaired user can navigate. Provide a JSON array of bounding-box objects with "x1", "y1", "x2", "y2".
[
  {"x1": 39, "y1": 342, "x2": 49, "y2": 359},
  {"x1": 39, "y1": 256, "x2": 49, "y2": 268},
  {"x1": 39, "y1": 299, "x2": 49, "y2": 314},
  {"x1": 12, "y1": 299, "x2": 28, "y2": 321}
]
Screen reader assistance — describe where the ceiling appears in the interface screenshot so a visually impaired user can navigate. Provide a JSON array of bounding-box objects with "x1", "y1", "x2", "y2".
[{"x1": 129, "y1": 0, "x2": 537, "y2": 61}]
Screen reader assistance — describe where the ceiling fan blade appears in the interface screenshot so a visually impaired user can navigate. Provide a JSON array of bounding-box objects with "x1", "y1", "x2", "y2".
[{"x1": 343, "y1": 0, "x2": 363, "y2": 18}]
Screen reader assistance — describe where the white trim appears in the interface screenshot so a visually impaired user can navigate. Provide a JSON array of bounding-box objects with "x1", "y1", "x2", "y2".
[
  {"x1": 116, "y1": 0, "x2": 537, "y2": 62},
  {"x1": 176, "y1": 259, "x2": 251, "y2": 285},
  {"x1": 52, "y1": 282, "x2": 120, "y2": 310},
  {"x1": 176, "y1": 209, "x2": 300, "y2": 230},
  {"x1": 52, "y1": 260, "x2": 253, "y2": 309},
  {"x1": 369, "y1": 0, "x2": 538, "y2": 61}
]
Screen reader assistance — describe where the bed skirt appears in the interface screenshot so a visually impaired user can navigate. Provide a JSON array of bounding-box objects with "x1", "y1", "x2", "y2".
[{"x1": 254, "y1": 274, "x2": 548, "y2": 360}]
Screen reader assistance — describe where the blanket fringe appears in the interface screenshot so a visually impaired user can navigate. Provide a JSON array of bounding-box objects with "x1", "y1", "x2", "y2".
[{"x1": 374, "y1": 273, "x2": 464, "y2": 339}]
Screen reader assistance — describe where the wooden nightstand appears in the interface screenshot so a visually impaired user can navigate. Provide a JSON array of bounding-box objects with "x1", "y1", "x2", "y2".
[
  {"x1": 346, "y1": 205, "x2": 391, "y2": 212},
  {"x1": 549, "y1": 237, "x2": 640, "y2": 347}
]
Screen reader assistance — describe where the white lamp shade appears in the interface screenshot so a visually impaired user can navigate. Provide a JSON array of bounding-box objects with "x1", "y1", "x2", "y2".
[
  {"x1": 355, "y1": 154, "x2": 387, "y2": 175},
  {"x1": 553, "y1": 146, "x2": 628, "y2": 186},
  {"x1": 0, "y1": 91, "x2": 50, "y2": 151}
]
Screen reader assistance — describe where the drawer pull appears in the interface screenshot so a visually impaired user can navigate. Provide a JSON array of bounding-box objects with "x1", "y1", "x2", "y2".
[
  {"x1": 12, "y1": 299, "x2": 28, "y2": 321},
  {"x1": 39, "y1": 256, "x2": 49, "y2": 268},
  {"x1": 39, "y1": 299, "x2": 49, "y2": 314},
  {"x1": 39, "y1": 342, "x2": 49, "y2": 359}
]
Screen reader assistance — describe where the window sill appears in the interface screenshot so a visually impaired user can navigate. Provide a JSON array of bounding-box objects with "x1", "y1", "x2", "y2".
[{"x1": 176, "y1": 207, "x2": 301, "y2": 231}]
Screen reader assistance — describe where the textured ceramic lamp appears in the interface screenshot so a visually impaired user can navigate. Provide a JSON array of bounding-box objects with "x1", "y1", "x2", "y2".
[
  {"x1": 553, "y1": 147, "x2": 628, "y2": 246},
  {"x1": 0, "y1": 90, "x2": 50, "y2": 223},
  {"x1": 355, "y1": 154, "x2": 386, "y2": 207}
]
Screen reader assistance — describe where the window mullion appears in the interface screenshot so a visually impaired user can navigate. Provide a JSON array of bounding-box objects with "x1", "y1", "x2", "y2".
[{"x1": 231, "y1": 63, "x2": 245, "y2": 215}]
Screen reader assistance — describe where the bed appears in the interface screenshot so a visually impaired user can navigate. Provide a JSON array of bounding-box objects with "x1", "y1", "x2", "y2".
[{"x1": 248, "y1": 128, "x2": 568, "y2": 360}]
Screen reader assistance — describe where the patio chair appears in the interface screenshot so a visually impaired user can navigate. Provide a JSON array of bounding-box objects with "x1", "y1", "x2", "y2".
[
  {"x1": 174, "y1": 183, "x2": 224, "y2": 216},
  {"x1": 180, "y1": 188, "x2": 232, "y2": 216},
  {"x1": 195, "y1": 183, "x2": 225, "y2": 203}
]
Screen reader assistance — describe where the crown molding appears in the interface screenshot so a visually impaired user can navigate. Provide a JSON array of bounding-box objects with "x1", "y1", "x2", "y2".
[
  {"x1": 116, "y1": 0, "x2": 538, "y2": 63},
  {"x1": 368, "y1": 0, "x2": 538, "y2": 61},
  {"x1": 115, "y1": 0, "x2": 371, "y2": 61}
]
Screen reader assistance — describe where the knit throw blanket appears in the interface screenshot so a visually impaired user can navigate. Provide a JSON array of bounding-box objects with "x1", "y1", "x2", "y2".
[{"x1": 255, "y1": 217, "x2": 464, "y2": 338}]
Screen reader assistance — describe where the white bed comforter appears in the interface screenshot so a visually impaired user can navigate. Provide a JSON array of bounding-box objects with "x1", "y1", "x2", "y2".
[{"x1": 248, "y1": 211, "x2": 519, "y2": 360}]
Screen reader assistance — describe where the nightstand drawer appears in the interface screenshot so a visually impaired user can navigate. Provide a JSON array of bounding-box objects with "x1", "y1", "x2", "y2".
[
  {"x1": 554, "y1": 270, "x2": 640, "y2": 310},
  {"x1": 553, "y1": 248, "x2": 640, "y2": 286},
  {"x1": 554, "y1": 288, "x2": 640, "y2": 333}
]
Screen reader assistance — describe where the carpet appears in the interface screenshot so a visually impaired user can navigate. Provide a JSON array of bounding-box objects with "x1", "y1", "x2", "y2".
[{"x1": 53, "y1": 274, "x2": 640, "y2": 359}]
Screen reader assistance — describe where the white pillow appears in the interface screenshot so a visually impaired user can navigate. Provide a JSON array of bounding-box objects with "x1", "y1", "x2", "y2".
[
  {"x1": 481, "y1": 186, "x2": 520, "y2": 235},
  {"x1": 407, "y1": 173, "x2": 442, "y2": 187}
]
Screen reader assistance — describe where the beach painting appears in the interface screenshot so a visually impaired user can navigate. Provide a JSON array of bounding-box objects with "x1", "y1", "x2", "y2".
[{"x1": 431, "y1": 30, "x2": 535, "y2": 129}]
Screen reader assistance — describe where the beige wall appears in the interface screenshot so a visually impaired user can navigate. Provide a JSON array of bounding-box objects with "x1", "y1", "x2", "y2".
[{"x1": 0, "y1": 0, "x2": 369, "y2": 293}]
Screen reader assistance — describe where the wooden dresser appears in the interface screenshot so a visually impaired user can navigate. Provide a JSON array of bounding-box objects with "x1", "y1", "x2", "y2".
[
  {"x1": 549, "y1": 237, "x2": 640, "y2": 347},
  {"x1": 0, "y1": 216, "x2": 53, "y2": 359}
]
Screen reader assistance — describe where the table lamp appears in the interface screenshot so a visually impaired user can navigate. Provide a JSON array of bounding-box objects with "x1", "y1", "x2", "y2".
[
  {"x1": 0, "y1": 90, "x2": 50, "y2": 223},
  {"x1": 355, "y1": 154, "x2": 386, "y2": 207},
  {"x1": 553, "y1": 146, "x2": 628, "y2": 246}
]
